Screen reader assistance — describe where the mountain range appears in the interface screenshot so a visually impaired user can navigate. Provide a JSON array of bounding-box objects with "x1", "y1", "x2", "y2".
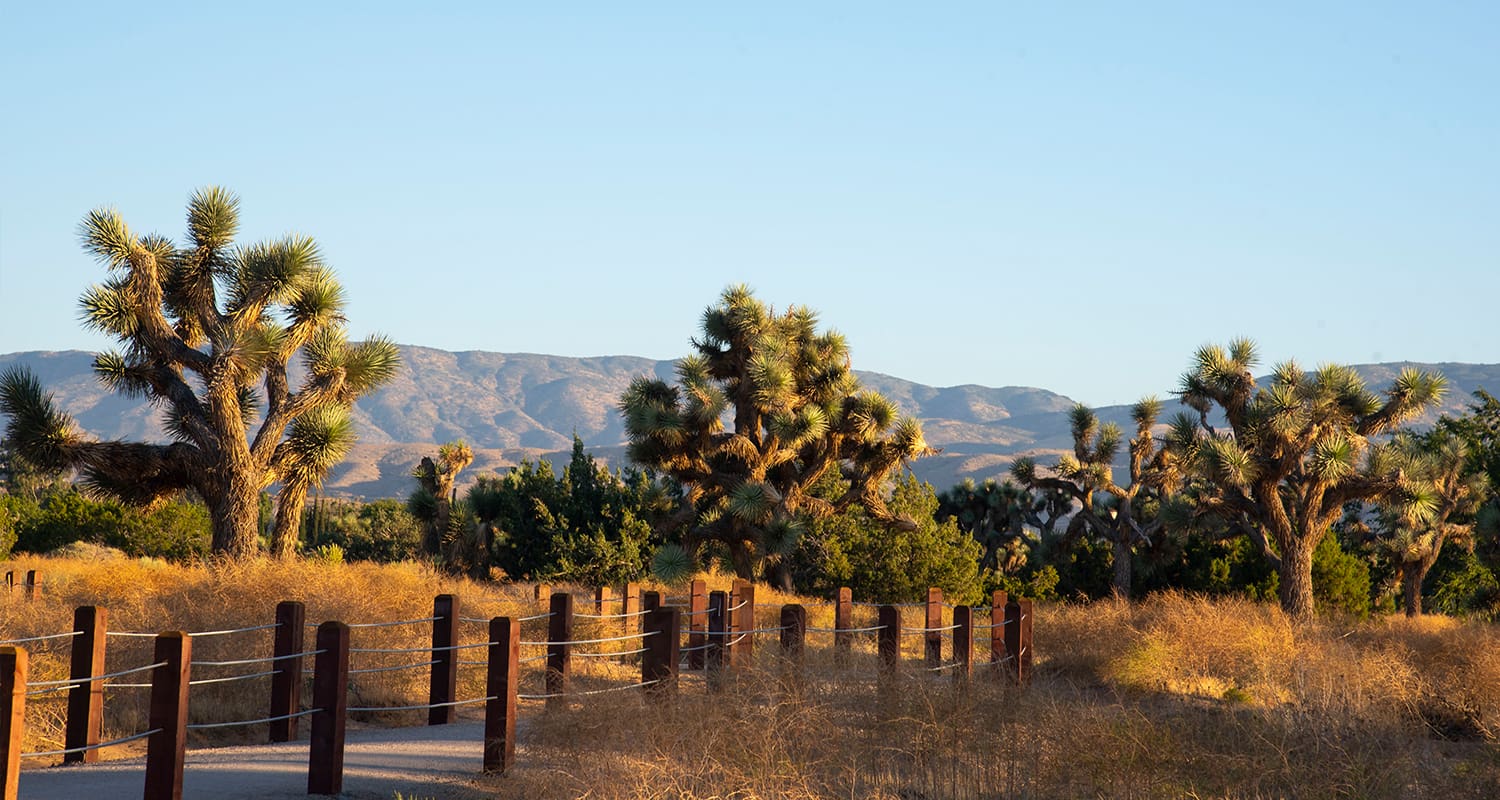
[{"x1": 3, "y1": 347, "x2": 1496, "y2": 500}]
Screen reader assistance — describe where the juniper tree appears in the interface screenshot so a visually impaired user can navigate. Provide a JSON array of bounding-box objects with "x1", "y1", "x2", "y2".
[
  {"x1": 1170, "y1": 339, "x2": 1444, "y2": 617},
  {"x1": 0, "y1": 189, "x2": 398, "y2": 556},
  {"x1": 620, "y1": 285, "x2": 931, "y2": 588},
  {"x1": 1011, "y1": 398, "x2": 1179, "y2": 598}
]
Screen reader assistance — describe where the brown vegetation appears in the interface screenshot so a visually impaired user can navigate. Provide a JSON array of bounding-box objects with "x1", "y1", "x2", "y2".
[{"x1": 4, "y1": 558, "x2": 1498, "y2": 798}]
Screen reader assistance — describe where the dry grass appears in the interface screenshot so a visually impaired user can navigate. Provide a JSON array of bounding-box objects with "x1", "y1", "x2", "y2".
[{"x1": 5, "y1": 561, "x2": 1500, "y2": 798}]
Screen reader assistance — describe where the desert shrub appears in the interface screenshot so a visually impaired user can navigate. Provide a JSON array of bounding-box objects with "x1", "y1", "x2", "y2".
[
  {"x1": 485, "y1": 439, "x2": 664, "y2": 585},
  {"x1": 795, "y1": 475, "x2": 986, "y2": 605},
  {"x1": 1313, "y1": 530, "x2": 1373, "y2": 618},
  {"x1": 305, "y1": 498, "x2": 423, "y2": 562},
  {"x1": 1427, "y1": 548, "x2": 1500, "y2": 620},
  {"x1": 12, "y1": 488, "x2": 209, "y2": 560}
]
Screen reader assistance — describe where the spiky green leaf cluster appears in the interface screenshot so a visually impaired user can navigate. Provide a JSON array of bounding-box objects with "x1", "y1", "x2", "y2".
[{"x1": 621, "y1": 285, "x2": 931, "y2": 580}]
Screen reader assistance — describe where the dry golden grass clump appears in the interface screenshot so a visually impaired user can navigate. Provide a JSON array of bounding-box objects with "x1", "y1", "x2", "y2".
[{"x1": 6, "y1": 559, "x2": 1500, "y2": 798}]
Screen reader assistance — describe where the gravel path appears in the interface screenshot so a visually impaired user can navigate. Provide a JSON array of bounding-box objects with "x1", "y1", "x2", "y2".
[{"x1": 18, "y1": 721, "x2": 497, "y2": 799}]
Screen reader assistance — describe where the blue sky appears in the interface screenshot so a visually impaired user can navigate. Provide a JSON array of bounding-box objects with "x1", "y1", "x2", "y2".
[{"x1": 2, "y1": 2, "x2": 1496, "y2": 406}]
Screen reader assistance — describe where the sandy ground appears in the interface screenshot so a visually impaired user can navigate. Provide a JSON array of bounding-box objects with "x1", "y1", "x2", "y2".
[{"x1": 18, "y1": 720, "x2": 498, "y2": 800}]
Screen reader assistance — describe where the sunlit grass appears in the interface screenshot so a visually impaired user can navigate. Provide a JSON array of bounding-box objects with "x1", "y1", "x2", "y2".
[{"x1": 4, "y1": 558, "x2": 1499, "y2": 797}]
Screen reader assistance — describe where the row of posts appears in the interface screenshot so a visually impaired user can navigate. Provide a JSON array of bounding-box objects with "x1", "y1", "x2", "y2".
[
  {"x1": 2, "y1": 571, "x2": 41, "y2": 601},
  {"x1": 1, "y1": 585, "x2": 1033, "y2": 799}
]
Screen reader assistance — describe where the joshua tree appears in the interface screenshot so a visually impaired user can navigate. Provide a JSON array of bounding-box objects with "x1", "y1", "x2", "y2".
[
  {"x1": 936, "y1": 477, "x2": 1072, "y2": 574},
  {"x1": 0, "y1": 188, "x2": 398, "y2": 556},
  {"x1": 1011, "y1": 398, "x2": 1179, "y2": 598},
  {"x1": 1372, "y1": 432, "x2": 1492, "y2": 616},
  {"x1": 1170, "y1": 339, "x2": 1444, "y2": 617},
  {"x1": 620, "y1": 285, "x2": 931, "y2": 587},
  {"x1": 408, "y1": 440, "x2": 474, "y2": 561},
  {"x1": 269, "y1": 405, "x2": 357, "y2": 557}
]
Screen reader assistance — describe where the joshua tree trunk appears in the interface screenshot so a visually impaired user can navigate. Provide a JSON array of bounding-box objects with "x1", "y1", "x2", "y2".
[
  {"x1": 270, "y1": 482, "x2": 310, "y2": 559},
  {"x1": 1400, "y1": 548, "x2": 1442, "y2": 617},
  {"x1": 1278, "y1": 535, "x2": 1317, "y2": 619},
  {"x1": 209, "y1": 468, "x2": 263, "y2": 557},
  {"x1": 1112, "y1": 536, "x2": 1133, "y2": 599},
  {"x1": 1402, "y1": 567, "x2": 1424, "y2": 617}
]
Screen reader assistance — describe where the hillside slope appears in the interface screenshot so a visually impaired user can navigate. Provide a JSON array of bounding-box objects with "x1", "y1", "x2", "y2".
[{"x1": 3, "y1": 348, "x2": 1495, "y2": 499}]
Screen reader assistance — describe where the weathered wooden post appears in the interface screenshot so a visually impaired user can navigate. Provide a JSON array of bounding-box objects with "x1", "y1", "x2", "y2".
[
  {"x1": 834, "y1": 587, "x2": 853, "y2": 661},
  {"x1": 641, "y1": 590, "x2": 661, "y2": 614},
  {"x1": 546, "y1": 592, "x2": 573, "y2": 709},
  {"x1": 484, "y1": 617, "x2": 519, "y2": 774},
  {"x1": 1, "y1": 572, "x2": 10, "y2": 593},
  {"x1": 706, "y1": 590, "x2": 728, "y2": 692},
  {"x1": 988, "y1": 590, "x2": 1008, "y2": 675},
  {"x1": 622, "y1": 582, "x2": 641, "y2": 634},
  {"x1": 732, "y1": 581, "x2": 756, "y2": 667},
  {"x1": 64, "y1": 605, "x2": 107, "y2": 763},
  {"x1": 594, "y1": 585, "x2": 613, "y2": 617},
  {"x1": 1003, "y1": 598, "x2": 1033, "y2": 686},
  {"x1": 687, "y1": 579, "x2": 708, "y2": 670},
  {"x1": 877, "y1": 605, "x2": 901, "y2": 680},
  {"x1": 308, "y1": 621, "x2": 350, "y2": 796},
  {"x1": 22, "y1": 572, "x2": 40, "y2": 602},
  {"x1": 953, "y1": 605, "x2": 973, "y2": 683},
  {"x1": 429, "y1": 594, "x2": 460, "y2": 725},
  {"x1": 1, "y1": 646, "x2": 26, "y2": 800},
  {"x1": 779, "y1": 604, "x2": 807, "y2": 663},
  {"x1": 534, "y1": 583, "x2": 551, "y2": 602},
  {"x1": 642, "y1": 605, "x2": 680, "y2": 696},
  {"x1": 269, "y1": 600, "x2": 305, "y2": 743},
  {"x1": 144, "y1": 631, "x2": 190, "y2": 800},
  {"x1": 924, "y1": 587, "x2": 944, "y2": 669}
]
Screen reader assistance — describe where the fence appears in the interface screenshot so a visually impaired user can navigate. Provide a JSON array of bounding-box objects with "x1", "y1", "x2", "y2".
[{"x1": 0, "y1": 583, "x2": 1034, "y2": 799}]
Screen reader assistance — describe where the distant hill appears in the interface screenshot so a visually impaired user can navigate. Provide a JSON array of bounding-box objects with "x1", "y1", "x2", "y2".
[{"x1": 2, "y1": 347, "x2": 1496, "y2": 499}]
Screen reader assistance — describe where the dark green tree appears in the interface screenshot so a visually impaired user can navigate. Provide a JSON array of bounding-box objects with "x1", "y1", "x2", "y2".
[
  {"x1": 797, "y1": 473, "x2": 985, "y2": 604},
  {"x1": 482, "y1": 438, "x2": 667, "y2": 586},
  {"x1": 1171, "y1": 339, "x2": 1444, "y2": 617},
  {"x1": 0, "y1": 189, "x2": 398, "y2": 556},
  {"x1": 620, "y1": 286, "x2": 931, "y2": 588}
]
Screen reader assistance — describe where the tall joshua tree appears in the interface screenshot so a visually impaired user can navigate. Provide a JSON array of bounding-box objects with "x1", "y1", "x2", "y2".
[
  {"x1": 620, "y1": 285, "x2": 931, "y2": 587},
  {"x1": 1171, "y1": 338, "x2": 1444, "y2": 617},
  {"x1": 1011, "y1": 398, "x2": 1179, "y2": 598},
  {"x1": 0, "y1": 188, "x2": 398, "y2": 556}
]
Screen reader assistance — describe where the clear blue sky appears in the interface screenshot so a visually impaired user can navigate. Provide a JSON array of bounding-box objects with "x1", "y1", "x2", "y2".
[{"x1": 2, "y1": 2, "x2": 1496, "y2": 406}]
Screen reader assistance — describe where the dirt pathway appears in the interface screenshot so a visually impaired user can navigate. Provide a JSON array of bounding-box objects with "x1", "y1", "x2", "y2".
[{"x1": 18, "y1": 720, "x2": 497, "y2": 799}]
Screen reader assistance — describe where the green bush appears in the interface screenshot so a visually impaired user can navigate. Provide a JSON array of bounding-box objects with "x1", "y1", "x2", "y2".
[
  {"x1": 485, "y1": 439, "x2": 664, "y2": 586},
  {"x1": 794, "y1": 475, "x2": 986, "y2": 605},
  {"x1": 11, "y1": 488, "x2": 209, "y2": 560},
  {"x1": 1312, "y1": 531, "x2": 1372, "y2": 618},
  {"x1": 304, "y1": 498, "x2": 422, "y2": 562}
]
